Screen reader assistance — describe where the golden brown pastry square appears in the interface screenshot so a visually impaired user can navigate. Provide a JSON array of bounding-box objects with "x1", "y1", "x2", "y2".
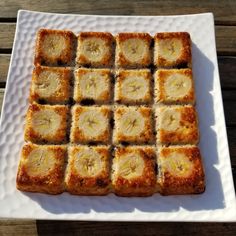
[
  {"x1": 115, "y1": 69, "x2": 152, "y2": 105},
  {"x1": 34, "y1": 29, "x2": 76, "y2": 66},
  {"x1": 29, "y1": 66, "x2": 72, "y2": 104},
  {"x1": 112, "y1": 146, "x2": 156, "y2": 197},
  {"x1": 74, "y1": 68, "x2": 112, "y2": 104},
  {"x1": 154, "y1": 69, "x2": 195, "y2": 104},
  {"x1": 76, "y1": 32, "x2": 114, "y2": 67},
  {"x1": 114, "y1": 106, "x2": 154, "y2": 144},
  {"x1": 154, "y1": 32, "x2": 191, "y2": 68},
  {"x1": 70, "y1": 105, "x2": 111, "y2": 144},
  {"x1": 16, "y1": 143, "x2": 66, "y2": 194},
  {"x1": 155, "y1": 105, "x2": 199, "y2": 145},
  {"x1": 157, "y1": 145, "x2": 205, "y2": 195},
  {"x1": 65, "y1": 145, "x2": 110, "y2": 195},
  {"x1": 115, "y1": 33, "x2": 152, "y2": 68},
  {"x1": 24, "y1": 103, "x2": 69, "y2": 144}
]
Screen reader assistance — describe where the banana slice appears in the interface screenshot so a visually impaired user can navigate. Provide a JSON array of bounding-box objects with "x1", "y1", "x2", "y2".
[
  {"x1": 79, "y1": 71, "x2": 108, "y2": 98},
  {"x1": 161, "y1": 152, "x2": 193, "y2": 178},
  {"x1": 119, "y1": 111, "x2": 145, "y2": 136},
  {"x1": 32, "y1": 109, "x2": 61, "y2": 136},
  {"x1": 121, "y1": 38, "x2": 147, "y2": 63},
  {"x1": 26, "y1": 148, "x2": 56, "y2": 176},
  {"x1": 78, "y1": 110, "x2": 107, "y2": 137},
  {"x1": 33, "y1": 70, "x2": 60, "y2": 97},
  {"x1": 42, "y1": 34, "x2": 67, "y2": 58},
  {"x1": 80, "y1": 38, "x2": 108, "y2": 62},
  {"x1": 158, "y1": 38, "x2": 183, "y2": 61},
  {"x1": 74, "y1": 149, "x2": 103, "y2": 177},
  {"x1": 121, "y1": 75, "x2": 148, "y2": 100},
  {"x1": 164, "y1": 73, "x2": 191, "y2": 98},
  {"x1": 117, "y1": 154, "x2": 144, "y2": 179},
  {"x1": 161, "y1": 108, "x2": 181, "y2": 131}
]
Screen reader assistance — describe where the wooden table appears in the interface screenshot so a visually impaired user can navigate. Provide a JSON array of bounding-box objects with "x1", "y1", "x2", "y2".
[{"x1": 0, "y1": 1, "x2": 236, "y2": 235}]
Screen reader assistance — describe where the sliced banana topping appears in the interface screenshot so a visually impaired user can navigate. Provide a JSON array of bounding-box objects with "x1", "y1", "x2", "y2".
[
  {"x1": 74, "y1": 149, "x2": 104, "y2": 177},
  {"x1": 121, "y1": 38, "x2": 147, "y2": 63},
  {"x1": 79, "y1": 71, "x2": 108, "y2": 98},
  {"x1": 164, "y1": 73, "x2": 191, "y2": 98},
  {"x1": 32, "y1": 109, "x2": 62, "y2": 136},
  {"x1": 162, "y1": 152, "x2": 193, "y2": 178},
  {"x1": 119, "y1": 111, "x2": 145, "y2": 136},
  {"x1": 158, "y1": 38, "x2": 183, "y2": 61},
  {"x1": 42, "y1": 34, "x2": 67, "y2": 57},
  {"x1": 80, "y1": 38, "x2": 108, "y2": 62},
  {"x1": 33, "y1": 70, "x2": 60, "y2": 97},
  {"x1": 161, "y1": 109, "x2": 181, "y2": 131},
  {"x1": 117, "y1": 154, "x2": 144, "y2": 179},
  {"x1": 121, "y1": 75, "x2": 148, "y2": 100},
  {"x1": 26, "y1": 148, "x2": 56, "y2": 176},
  {"x1": 78, "y1": 110, "x2": 107, "y2": 137}
]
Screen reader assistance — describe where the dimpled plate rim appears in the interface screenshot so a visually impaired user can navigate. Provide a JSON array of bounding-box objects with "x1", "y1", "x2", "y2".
[{"x1": 0, "y1": 10, "x2": 236, "y2": 222}]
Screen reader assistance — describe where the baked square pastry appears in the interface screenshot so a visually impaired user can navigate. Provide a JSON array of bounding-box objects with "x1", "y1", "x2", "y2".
[
  {"x1": 65, "y1": 145, "x2": 110, "y2": 195},
  {"x1": 74, "y1": 68, "x2": 111, "y2": 104},
  {"x1": 34, "y1": 29, "x2": 76, "y2": 66},
  {"x1": 70, "y1": 105, "x2": 111, "y2": 144},
  {"x1": 114, "y1": 106, "x2": 154, "y2": 144},
  {"x1": 157, "y1": 145, "x2": 205, "y2": 195},
  {"x1": 24, "y1": 103, "x2": 69, "y2": 144},
  {"x1": 115, "y1": 33, "x2": 152, "y2": 68},
  {"x1": 154, "y1": 32, "x2": 191, "y2": 68},
  {"x1": 16, "y1": 143, "x2": 66, "y2": 194},
  {"x1": 155, "y1": 69, "x2": 195, "y2": 104},
  {"x1": 115, "y1": 69, "x2": 152, "y2": 104},
  {"x1": 155, "y1": 105, "x2": 199, "y2": 145},
  {"x1": 29, "y1": 66, "x2": 72, "y2": 104},
  {"x1": 112, "y1": 146, "x2": 156, "y2": 197},
  {"x1": 76, "y1": 32, "x2": 114, "y2": 67}
]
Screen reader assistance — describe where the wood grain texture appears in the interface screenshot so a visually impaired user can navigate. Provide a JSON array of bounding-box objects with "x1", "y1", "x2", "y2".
[
  {"x1": 0, "y1": 54, "x2": 10, "y2": 83},
  {"x1": 218, "y1": 57, "x2": 236, "y2": 89},
  {"x1": 0, "y1": 23, "x2": 15, "y2": 49},
  {"x1": 0, "y1": 23, "x2": 236, "y2": 54},
  {"x1": 35, "y1": 221, "x2": 236, "y2": 236},
  {"x1": 0, "y1": 54, "x2": 236, "y2": 88},
  {"x1": 0, "y1": 0, "x2": 236, "y2": 24},
  {"x1": 1, "y1": 220, "x2": 236, "y2": 236},
  {"x1": 216, "y1": 26, "x2": 236, "y2": 55},
  {"x1": 0, "y1": 220, "x2": 37, "y2": 236},
  {"x1": 0, "y1": 88, "x2": 4, "y2": 110},
  {"x1": 228, "y1": 128, "x2": 236, "y2": 166}
]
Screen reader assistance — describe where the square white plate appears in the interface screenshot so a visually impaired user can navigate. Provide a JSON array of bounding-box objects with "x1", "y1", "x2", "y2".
[{"x1": 0, "y1": 10, "x2": 236, "y2": 222}]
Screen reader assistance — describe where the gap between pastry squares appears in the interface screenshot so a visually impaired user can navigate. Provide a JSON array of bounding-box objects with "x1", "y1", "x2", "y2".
[{"x1": 16, "y1": 28, "x2": 225, "y2": 210}]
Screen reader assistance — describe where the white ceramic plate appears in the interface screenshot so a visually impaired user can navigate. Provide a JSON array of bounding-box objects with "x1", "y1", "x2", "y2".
[{"x1": 0, "y1": 10, "x2": 236, "y2": 222}]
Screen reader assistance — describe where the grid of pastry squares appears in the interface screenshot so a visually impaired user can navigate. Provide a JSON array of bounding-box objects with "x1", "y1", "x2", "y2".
[{"x1": 16, "y1": 29, "x2": 205, "y2": 197}]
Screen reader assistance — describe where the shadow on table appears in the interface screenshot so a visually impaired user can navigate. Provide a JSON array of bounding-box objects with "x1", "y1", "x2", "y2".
[{"x1": 24, "y1": 43, "x2": 225, "y2": 214}]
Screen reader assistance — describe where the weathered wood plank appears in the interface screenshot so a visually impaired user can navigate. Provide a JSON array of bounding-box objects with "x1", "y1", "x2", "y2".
[
  {"x1": 0, "y1": 54, "x2": 10, "y2": 83},
  {"x1": 0, "y1": 220, "x2": 37, "y2": 236},
  {"x1": 1, "y1": 220, "x2": 236, "y2": 236},
  {"x1": 0, "y1": 23, "x2": 15, "y2": 49},
  {"x1": 0, "y1": 55, "x2": 236, "y2": 89},
  {"x1": 0, "y1": 23, "x2": 236, "y2": 54},
  {"x1": 0, "y1": 0, "x2": 236, "y2": 25},
  {"x1": 216, "y1": 26, "x2": 236, "y2": 55},
  {"x1": 228, "y1": 128, "x2": 236, "y2": 166},
  {"x1": 218, "y1": 57, "x2": 236, "y2": 89},
  {"x1": 0, "y1": 88, "x2": 4, "y2": 110},
  {"x1": 35, "y1": 221, "x2": 236, "y2": 236}
]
